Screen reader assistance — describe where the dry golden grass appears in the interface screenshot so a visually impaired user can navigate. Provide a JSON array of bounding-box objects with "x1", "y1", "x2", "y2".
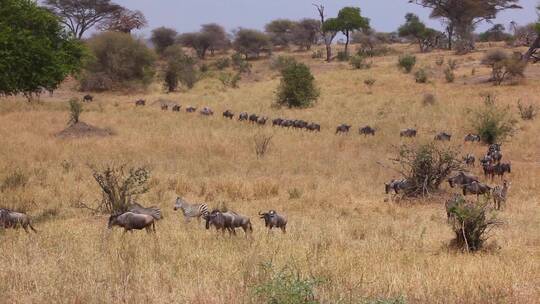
[{"x1": 0, "y1": 43, "x2": 539, "y2": 303}]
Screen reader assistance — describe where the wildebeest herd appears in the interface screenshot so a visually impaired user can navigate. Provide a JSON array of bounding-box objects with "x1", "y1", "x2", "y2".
[{"x1": 386, "y1": 143, "x2": 512, "y2": 218}]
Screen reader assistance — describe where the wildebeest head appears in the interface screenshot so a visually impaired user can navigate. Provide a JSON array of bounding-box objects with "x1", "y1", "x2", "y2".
[
  {"x1": 204, "y1": 210, "x2": 222, "y2": 229},
  {"x1": 108, "y1": 213, "x2": 121, "y2": 229}
]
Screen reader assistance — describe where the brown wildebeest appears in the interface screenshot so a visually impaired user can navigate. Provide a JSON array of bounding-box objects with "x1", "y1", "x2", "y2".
[
  {"x1": 259, "y1": 210, "x2": 287, "y2": 233},
  {"x1": 335, "y1": 124, "x2": 351, "y2": 134},
  {"x1": 359, "y1": 125, "x2": 375, "y2": 136},
  {"x1": 463, "y1": 154, "x2": 475, "y2": 167},
  {"x1": 464, "y1": 134, "x2": 481, "y2": 142},
  {"x1": 434, "y1": 132, "x2": 452, "y2": 141},
  {"x1": 223, "y1": 110, "x2": 234, "y2": 119},
  {"x1": 205, "y1": 210, "x2": 253, "y2": 236},
  {"x1": 186, "y1": 106, "x2": 197, "y2": 113},
  {"x1": 306, "y1": 123, "x2": 321, "y2": 132},
  {"x1": 494, "y1": 163, "x2": 511, "y2": 179},
  {"x1": 462, "y1": 181, "x2": 492, "y2": 199},
  {"x1": 161, "y1": 104, "x2": 168, "y2": 111},
  {"x1": 384, "y1": 179, "x2": 411, "y2": 194},
  {"x1": 258, "y1": 116, "x2": 268, "y2": 125},
  {"x1": 108, "y1": 212, "x2": 156, "y2": 233},
  {"x1": 249, "y1": 114, "x2": 259, "y2": 123},
  {"x1": 272, "y1": 118, "x2": 283, "y2": 126},
  {"x1": 135, "y1": 99, "x2": 146, "y2": 106},
  {"x1": 0, "y1": 209, "x2": 37, "y2": 233},
  {"x1": 448, "y1": 171, "x2": 478, "y2": 188},
  {"x1": 83, "y1": 94, "x2": 93, "y2": 102},
  {"x1": 172, "y1": 105, "x2": 181, "y2": 112},
  {"x1": 200, "y1": 107, "x2": 214, "y2": 116},
  {"x1": 238, "y1": 112, "x2": 249, "y2": 121},
  {"x1": 400, "y1": 128, "x2": 417, "y2": 137}
]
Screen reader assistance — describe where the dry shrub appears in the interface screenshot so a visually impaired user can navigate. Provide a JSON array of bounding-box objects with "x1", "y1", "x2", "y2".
[
  {"x1": 1, "y1": 169, "x2": 29, "y2": 192},
  {"x1": 517, "y1": 99, "x2": 537, "y2": 120},
  {"x1": 254, "y1": 133, "x2": 273, "y2": 158},
  {"x1": 447, "y1": 196, "x2": 503, "y2": 252},
  {"x1": 252, "y1": 179, "x2": 280, "y2": 199},
  {"x1": 90, "y1": 164, "x2": 151, "y2": 214},
  {"x1": 67, "y1": 98, "x2": 83, "y2": 125},
  {"x1": 482, "y1": 49, "x2": 527, "y2": 85}
]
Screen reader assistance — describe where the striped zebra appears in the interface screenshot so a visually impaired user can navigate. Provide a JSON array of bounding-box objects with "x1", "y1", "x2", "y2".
[
  {"x1": 492, "y1": 180, "x2": 510, "y2": 210},
  {"x1": 173, "y1": 197, "x2": 209, "y2": 222}
]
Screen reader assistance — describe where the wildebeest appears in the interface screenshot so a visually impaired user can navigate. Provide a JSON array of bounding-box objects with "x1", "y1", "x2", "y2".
[
  {"x1": 135, "y1": 99, "x2": 146, "y2": 106},
  {"x1": 108, "y1": 212, "x2": 156, "y2": 233},
  {"x1": 200, "y1": 107, "x2": 214, "y2": 116},
  {"x1": 434, "y1": 132, "x2": 452, "y2": 141},
  {"x1": 463, "y1": 154, "x2": 476, "y2": 167},
  {"x1": 464, "y1": 134, "x2": 481, "y2": 142},
  {"x1": 489, "y1": 150, "x2": 503, "y2": 163},
  {"x1": 249, "y1": 114, "x2": 259, "y2": 123},
  {"x1": 494, "y1": 163, "x2": 511, "y2": 179},
  {"x1": 259, "y1": 210, "x2": 287, "y2": 233},
  {"x1": 385, "y1": 179, "x2": 411, "y2": 194},
  {"x1": 462, "y1": 181, "x2": 492, "y2": 198},
  {"x1": 238, "y1": 112, "x2": 249, "y2": 121},
  {"x1": 359, "y1": 125, "x2": 376, "y2": 136},
  {"x1": 0, "y1": 209, "x2": 37, "y2": 233},
  {"x1": 83, "y1": 94, "x2": 93, "y2": 102},
  {"x1": 400, "y1": 128, "x2": 417, "y2": 138},
  {"x1": 447, "y1": 171, "x2": 478, "y2": 188},
  {"x1": 258, "y1": 116, "x2": 268, "y2": 125},
  {"x1": 293, "y1": 120, "x2": 308, "y2": 129},
  {"x1": 186, "y1": 106, "x2": 197, "y2": 113},
  {"x1": 306, "y1": 123, "x2": 321, "y2": 132},
  {"x1": 161, "y1": 104, "x2": 168, "y2": 111},
  {"x1": 492, "y1": 180, "x2": 510, "y2": 210},
  {"x1": 205, "y1": 210, "x2": 252, "y2": 236},
  {"x1": 223, "y1": 110, "x2": 234, "y2": 119},
  {"x1": 272, "y1": 118, "x2": 283, "y2": 126},
  {"x1": 281, "y1": 120, "x2": 294, "y2": 128},
  {"x1": 482, "y1": 163, "x2": 496, "y2": 180},
  {"x1": 335, "y1": 124, "x2": 351, "y2": 134},
  {"x1": 172, "y1": 105, "x2": 181, "y2": 112}
]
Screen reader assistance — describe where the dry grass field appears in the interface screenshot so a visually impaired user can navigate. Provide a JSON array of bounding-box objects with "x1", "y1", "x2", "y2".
[{"x1": 0, "y1": 43, "x2": 539, "y2": 303}]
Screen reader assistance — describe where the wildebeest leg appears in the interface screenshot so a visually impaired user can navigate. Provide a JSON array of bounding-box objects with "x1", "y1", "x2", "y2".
[
  {"x1": 281, "y1": 226, "x2": 286, "y2": 234},
  {"x1": 22, "y1": 224, "x2": 30, "y2": 233},
  {"x1": 152, "y1": 221, "x2": 156, "y2": 233}
]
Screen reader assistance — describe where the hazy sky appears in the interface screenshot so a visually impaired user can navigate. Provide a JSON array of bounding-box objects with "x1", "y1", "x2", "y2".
[{"x1": 114, "y1": 0, "x2": 539, "y2": 37}]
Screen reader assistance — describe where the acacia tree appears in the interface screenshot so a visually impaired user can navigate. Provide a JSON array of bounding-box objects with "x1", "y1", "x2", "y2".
[
  {"x1": 97, "y1": 7, "x2": 147, "y2": 34},
  {"x1": 291, "y1": 19, "x2": 321, "y2": 51},
  {"x1": 0, "y1": 0, "x2": 84, "y2": 100},
  {"x1": 151, "y1": 27, "x2": 178, "y2": 55},
  {"x1": 265, "y1": 19, "x2": 296, "y2": 48},
  {"x1": 233, "y1": 28, "x2": 271, "y2": 60},
  {"x1": 398, "y1": 13, "x2": 442, "y2": 52},
  {"x1": 334, "y1": 7, "x2": 370, "y2": 56},
  {"x1": 201, "y1": 23, "x2": 230, "y2": 55},
  {"x1": 178, "y1": 32, "x2": 212, "y2": 59},
  {"x1": 409, "y1": 0, "x2": 521, "y2": 53},
  {"x1": 43, "y1": 0, "x2": 122, "y2": 39}
]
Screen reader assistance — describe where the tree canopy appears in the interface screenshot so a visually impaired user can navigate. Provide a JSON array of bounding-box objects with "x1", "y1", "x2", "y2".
[
  {"x1": 233, "y1": 29, "x2": 271, "y2": 60},
  {"x1": 323, "y1": 7, "x2": 370, "y2": 56},
  {"x1": 398, "y1": 13, "x2": 442, "y2": 52},
  {"x1": 265, "y1": 19, "x2": 296, "y2": 48},
  {"x1": 0, "y1": 0, "x2": 84, "y2": 99},
  {"x1": 151, "y1": 27, "x2": 178, "y2": 55},
  {"x1": 97, "y1": 7, "x2": 147, "y2": 34}
]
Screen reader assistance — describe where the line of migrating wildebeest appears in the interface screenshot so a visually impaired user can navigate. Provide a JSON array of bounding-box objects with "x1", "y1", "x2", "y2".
[{"x1": 0, "y1": 96, "x2": 512, "y2": 234}]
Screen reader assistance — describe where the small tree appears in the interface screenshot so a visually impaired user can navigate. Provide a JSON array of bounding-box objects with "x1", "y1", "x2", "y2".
[
  {"x1": 479, "y1": 24, "x2": 511, "y2": 42},
  {"x1": 276, "y1": 62, "x2": 319, "y2": 108},
  {"x1": 392, "y1": 143, "x2": 463, "y2": 197},
  {"x1": 0, "y1": 0, "x2": 84, "y2": 100},
  {"x1": 163, "y1": 45, "x2": 198, "y2": 91},
  {"x1": 324, "y1": 7, "x2": 370, "y2": 57},
  {"x1": 68, "y1": 98, "x2": 83, "y2": 125},
  {"x1": 91, "y1": 164, "x2": 150, "y2": 214},
  {"x1": 314, "y1": 4, "x2": 338, "y2": 62},
  {"x1": 177, "y1": 32, "x2": 212, "y2": 59},
  {"x1": 233, "y1": 29, "x2": 271, "y2": 60},
  {"x1": 398, "y1": 13, "x2": 442, "y2": 52},
  {"x1": 201, "y1": 23, "x2": 230, "y2": 56},
  {"x1": 291, "y1": 19, "x2": 321, "y2": 50},
  {"x1": 482, "y1": 49, "x2": 526, "y2": 85},
  {"x1": 447, "y1": 196, "x2": 503, "y2": 252},
  {"x1": 398, "y1": 54, "x2": 416, "y2": 73},
  {"x1": 151, "y1": 27, "x2": 178, "y2": 55},
  {"x1": 470, "y1": 103, "x2": 517, "y2": 144}
]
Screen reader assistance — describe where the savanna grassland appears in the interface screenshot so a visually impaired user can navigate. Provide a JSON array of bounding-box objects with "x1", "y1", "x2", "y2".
[{"x1": 0, "y1": 43, "x2": 539, "y2": 304}]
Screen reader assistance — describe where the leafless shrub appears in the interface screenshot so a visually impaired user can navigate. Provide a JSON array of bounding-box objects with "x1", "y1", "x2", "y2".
[
  {"x1": 90, "y1": 164, "x2": 151, "y2": 214},
  {"x1": 254, "y1": 133, "x2": 273, "y2": 158},
  {"x1": 517, "y1": 99, "x2": 537, "y2": 120}
]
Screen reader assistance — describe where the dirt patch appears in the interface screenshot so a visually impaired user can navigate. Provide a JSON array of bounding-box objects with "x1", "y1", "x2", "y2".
[{"x1": 55, "y1": 121, "x2": 114, "y2": 139}]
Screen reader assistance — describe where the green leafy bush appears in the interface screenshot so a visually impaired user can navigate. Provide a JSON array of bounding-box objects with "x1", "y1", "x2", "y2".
[
  {"x1": 470, "y1": 103, "x2": 517, "y2": 144},
  {"x1": 398, "y1": 54, "x2": 416, "y2": 73},
  {"x1": 276, "y1": 62, "x2": 319, "y2": 108},
  {"x1": 414, "y1": 68, "x2": 428, "y2": 83},
  {"x1": 163, "y1": 45, "x2": 198, "y2": 91}
]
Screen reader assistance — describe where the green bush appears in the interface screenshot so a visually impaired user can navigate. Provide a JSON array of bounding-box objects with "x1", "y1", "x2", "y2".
[
  {"x1": 398, "y1": 54, "x2": 416, "y2": 73},
  {"x1": 270, "y1": 55, "x2": 297, "y2": 72},
  {"x1": 414, "y1": 68, "x2": 428, "y2": 83},
  {"x1": 470, "y1": 103, "x2": 517, "y2": 144},
  {"x1": 252, "y1": 262, "x2": 322, "y2": 304},
  {"x1": 68, "y1": 98, "x2": 83, "y2": 125},
  {"x1": 163, "y1": 45, "x2": 198, "y2": 91},
  {"x1": 350, "y1": 55, "x2": 371, "y2": 69},
  {"x1": 276, "y1": 62, "x2": 319, "y2": 108},
  {"x1": 81, "y1": 32, "x2": 155, "y2": 91}
]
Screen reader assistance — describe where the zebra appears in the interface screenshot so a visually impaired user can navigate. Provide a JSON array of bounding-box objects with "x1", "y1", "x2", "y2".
[
  {"x1": 492, "y1": 180, "x2": 510, "y2": 210},
  {"x1": 173, "y1": 197, "x2": 209, "y2": 223}
]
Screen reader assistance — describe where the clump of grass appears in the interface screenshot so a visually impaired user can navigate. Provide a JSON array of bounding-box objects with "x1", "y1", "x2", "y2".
[
  {"x1": 517, "y1": 99, "x2": 537, "y2": 120},
  {"x1": 444, "y1": 68, "x2": 455, "y2": 83},
  {"x1": 288, "y1": 188, "x2": 303, "y2": 200},
  {"x1": 398, "y1": 54, "x2": 416, "y2": 73},
  {"x1": 414, "y1": 68, "x2": 428, "y2": 83},
  {"x1": 1, "y1": 169, "x2": 29, "y2": 192}
]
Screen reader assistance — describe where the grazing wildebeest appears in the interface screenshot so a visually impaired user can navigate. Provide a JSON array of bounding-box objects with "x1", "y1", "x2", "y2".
[
  {"x1": 462, "y1": 181, "x2": 492, "y2": 198},
  {"x1": 335, "y1": 124, "x2": 351, "y2": 134},
  {"x1": 272, "y1": 118, "x2": 283, "y2": 126},
  {"x1": 249, "y1": 114, "x2": 259, "y2": 123},
  {"x1": 258, "y1": 116, "x2": 268, "y2": 125},
  {"x1": 135, "y1": 99, "x2": 146, "y2": 106},
  {"x1": 400, "y1": 128, "x2": 417, "y2": 138},
  {"x1": 384, "y1": 179, "x2": 411, "y2": 194},
  {"x1": 108, "y1": 212, "x2": 156, "y2": 233},
  {"x1": 281, "y1": 120, "x2": 294, "y2": 128},
  {"x1": 464, "y1": 134, "x2": 481, "y2": 142},
  {"x1": 186, "y1": 106, "x2": 197, "y2": 113},
  {"x1": 447, "y1": 171, "x2": 478, "y2": 188},
  {"x1": 293, "y1": 120, "x2": 308, "y2": 129},
  {"x1": 494, "y1": 163, "x2": 511, "y2": 179},
  {"x1": 359, "y1": 125, "x2": 376, "y2": 136},
  {"x1": 172, "y1": 105, "x2": 181, "y2": 112},
  {"x1": 173, "y1": 197, "x2": 209, "y2": 223},
  {"x1": 238, "y1": 112, "x2": 249, "y2": 121},
  {"x1": 161, "y1": 104, "x2": 168, "y2": 111},
  {"x1": 0, "y1": 209, "x2": 37, "y2": 233},
  {"x1": 306, "y1": 123, "x2": 321, "y2": 132},
  {"x1": 492, "y1": 180, "x2": 510, "y2": 210},
  {"x1": 434, "y1": 132, "x2": 452, "y2": 141},
  {"x1": 83, "y1": 94, "x2": 93, "y2": 102},
  {"x1": 259, "y1": 210, "x2": 287, "y2": 233},
  {"x1": 127, "y1": 202, "x2": 162, "y2": 221},
  {"x1": 229, "y1": 211, "x2": 253, "y2": 236},
  {"x1": 463, "y1": 154, "x2": 476, "y2": 167},
  {"x1": 482, "y1": 163, "x2": 496, "y2": 180},
  {"x1": 223, "y1": 110, "x2": 234, "y2": 119},
  {"x1": 200, "y1": 107, "x2": 214, "y2": 116},
  {"x1": 205, "y1": 210, "x2": 252, "y2": 236}
]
